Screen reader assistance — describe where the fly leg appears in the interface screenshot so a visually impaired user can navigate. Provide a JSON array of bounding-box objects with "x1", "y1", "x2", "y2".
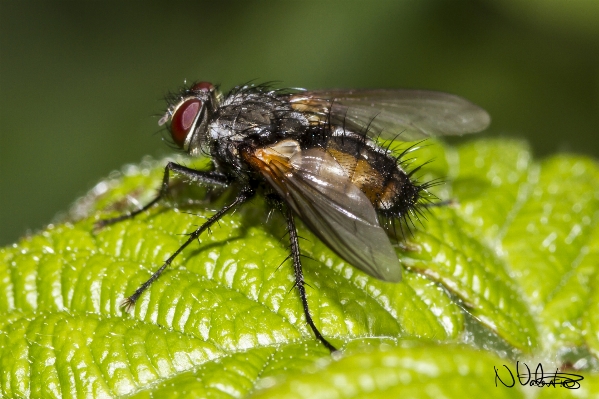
[
  {"x1": 285, "y1": 207, "x2": 338, "y2": 352},
  {"x1": 96, "y1": 162, "x2": 230, "y2": 228},
  {"x1": 122, "y1": 186, "x2": 254, "y2": 310}
]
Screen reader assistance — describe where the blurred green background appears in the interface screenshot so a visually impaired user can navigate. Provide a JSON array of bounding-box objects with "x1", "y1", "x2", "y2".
[{"x1": 1, "y1": 0, "x2": 598, "y2": 246}]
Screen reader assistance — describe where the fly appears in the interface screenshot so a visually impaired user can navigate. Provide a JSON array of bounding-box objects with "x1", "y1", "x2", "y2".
[{"x1": 97, "y1": 81, "x2": 490, "y2": 352}]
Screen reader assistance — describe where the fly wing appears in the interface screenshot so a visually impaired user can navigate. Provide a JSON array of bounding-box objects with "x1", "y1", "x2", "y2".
[
  {"x1": 254, "y1": 142, "x2": 401, "y2": 282},
  {"x1": 288, "y1": 89, "x2": 490, "y2": 141}
]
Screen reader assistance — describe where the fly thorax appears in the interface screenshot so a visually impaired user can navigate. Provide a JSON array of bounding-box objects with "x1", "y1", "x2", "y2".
[{"x1": 208, "y1": 121, "x2": 236, "y2": 141}]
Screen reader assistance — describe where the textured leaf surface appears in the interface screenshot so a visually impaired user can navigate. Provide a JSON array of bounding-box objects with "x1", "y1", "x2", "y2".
[{"x1": 1, "y1": 139, "x2": 599, "y2": 398}]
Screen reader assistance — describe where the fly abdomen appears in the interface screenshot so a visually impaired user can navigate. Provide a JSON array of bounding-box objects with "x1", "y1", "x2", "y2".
[{"x1": 323, "y1": 134, "x2": 422, "y2": 218}]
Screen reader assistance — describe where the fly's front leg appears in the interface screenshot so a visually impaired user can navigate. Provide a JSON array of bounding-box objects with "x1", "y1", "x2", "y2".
[
  {"x1": 122, "y1": 186, "x2": 255, "y2": 310},
  {"x1": 96, "y1": 162, "x2": 230, "y2": 228},
  {"x1": 285, "y1": 207, "x2": 337, "y2": 353}
]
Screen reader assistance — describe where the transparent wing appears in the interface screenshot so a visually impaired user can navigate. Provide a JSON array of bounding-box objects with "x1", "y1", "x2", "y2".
[
  {"x1": 254, "y1": 143, "x2": 401, "y2": 282},
  {"x1": 288, "y1": 89, "x2": 490, "y2": 141}
]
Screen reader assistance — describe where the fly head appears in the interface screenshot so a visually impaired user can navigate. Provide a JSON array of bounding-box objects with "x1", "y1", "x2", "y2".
[{"x1": 159, "y1": 81, "x2": 219, "y2": 156}]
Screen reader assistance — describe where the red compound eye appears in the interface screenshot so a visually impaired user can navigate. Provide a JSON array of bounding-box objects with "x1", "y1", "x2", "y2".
[
  {"x1": 191, "y1": 81, "x2": 214, "y2": 92},
  {"x1": 171, "y1": 99, "x2": 202, "y2": 147}
]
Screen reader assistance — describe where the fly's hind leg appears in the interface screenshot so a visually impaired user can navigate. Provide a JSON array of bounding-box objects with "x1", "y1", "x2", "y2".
[
  {"x1": 122, "y1": 186, "x2": 255, "y2": 310},
  {"x1": 285, "y1": 207, "x2": 337, "y2": 353},
  {"x1": 96, "y1": 162, "x2": 230, "y2": 228}
]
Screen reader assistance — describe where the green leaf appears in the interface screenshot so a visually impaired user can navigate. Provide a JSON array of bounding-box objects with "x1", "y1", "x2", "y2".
[
  {"x1": 248, "y1": 343, "x2": 525, "y2": 399},
  {"x1": 1, "y1": 138, "x2": 599, "y2": 398}
]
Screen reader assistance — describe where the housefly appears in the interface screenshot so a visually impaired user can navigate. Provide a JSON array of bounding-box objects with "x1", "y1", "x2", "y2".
[{"x1": 97, "y1": 81, "x2": 490, "y2": 352}]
